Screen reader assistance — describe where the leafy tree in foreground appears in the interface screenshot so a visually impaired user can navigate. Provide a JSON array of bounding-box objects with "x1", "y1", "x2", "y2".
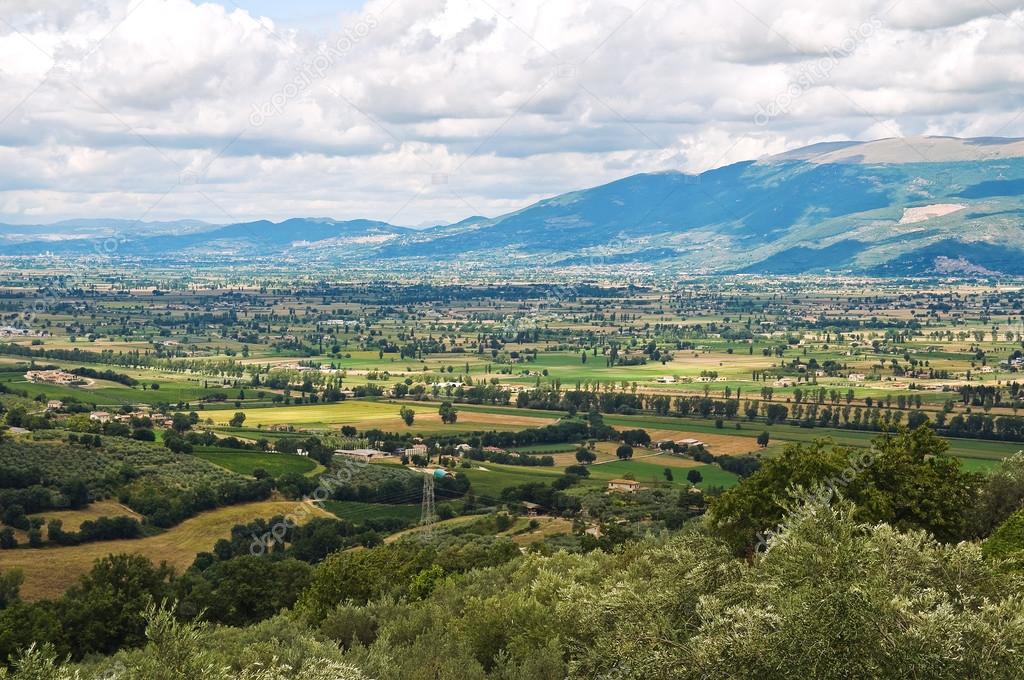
[
  {"x1": 310, "y1": 503, "x2": 1024, "y2": 680},
  {"x1": 3, "y1": 607, "x2": 368, "y2": 680},
  {"x1": 708, "y1": 427, "x2": 980, "y2": 553},
  {"x1": 970, "y1": 452, "x2": 1024, "y2": 538},
  {"x1": 57, "y1": 554, "x2": 175, "y2": 657},
  {"x1": 0, "y1": 570, "x2": 22, "y2": 610},
  {"x1": 983, "y1": 506, "x2": 1024, "y2": 565}
]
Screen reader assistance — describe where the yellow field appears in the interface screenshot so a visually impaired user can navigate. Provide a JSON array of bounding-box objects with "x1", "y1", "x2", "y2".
[
  {"x1": 588, "y1": 442, "x2": 702, "y2": 468},
  {"x1": 644, "y1": 430, "x2": 761, "y2": 456},
  {"x1": 0, "y1": 500, "x2": 331, "y2": 601},
  {"x1": 28, "y1": 500, "x2": 141, "y2": 532},
  {"x1": 508, "y1": 516, "x2": 573, "y2": 546},
  {"x1": 207, "y1": 400, "x2": 553, "y2": 432}
]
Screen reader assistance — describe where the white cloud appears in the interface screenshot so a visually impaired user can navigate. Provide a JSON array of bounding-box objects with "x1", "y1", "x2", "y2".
[{"x1": 0, "y1": 0, "x2": 1023, "y2": 225}]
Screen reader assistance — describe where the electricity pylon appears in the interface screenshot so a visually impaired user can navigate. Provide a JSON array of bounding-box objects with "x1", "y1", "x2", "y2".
[{"x1": 420, "y1": 474, "x2": 435, "y2": 526}]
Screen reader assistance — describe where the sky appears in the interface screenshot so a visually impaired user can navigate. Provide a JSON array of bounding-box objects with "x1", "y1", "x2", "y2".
[{"x1": 0, "y1": 0, "x2": 1023, "y2": 226}]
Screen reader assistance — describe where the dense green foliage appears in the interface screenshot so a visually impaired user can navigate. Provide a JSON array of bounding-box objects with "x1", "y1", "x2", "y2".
[
  {"x1": 984, "y1": 507, "x2": 1024, "y2": 564},
  {"x1": 0, "y1": 438, "x2": 238, "y2": 499},
  {"x1": 0, "y1": 413, "x2": 1022, "y2": 679},
  {"x1": 2, "y1": 609, "x2": 366, "y2": 680},
  {"x1": 707, "y1": 427, "x2": 980, "y2": 552},
  {"x1": 315, "y1": 506, "x2": 1024, "y2": 680}
]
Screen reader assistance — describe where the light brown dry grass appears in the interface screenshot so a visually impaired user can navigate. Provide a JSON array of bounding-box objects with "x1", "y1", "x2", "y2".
[{"x1": 0, "y1": 500, "x2": 331, "y2": 601}]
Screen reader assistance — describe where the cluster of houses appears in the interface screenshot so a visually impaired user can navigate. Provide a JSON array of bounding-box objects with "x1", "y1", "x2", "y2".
[
  {"x1": 276, "y1": 362, "x2": 346, "y2": 377},
  {"x1": 334, "y1": 441, "x2": 432, "y2": 462},
  {"x1": 333, "y1": 447, "x2": 457, "y2": 480},
  {"x1": 25, "y1": 369, "x2": 83, "y2": 385},
  {"x1": 38, "y1": 397, "x2": 180, "y2": 429},
  {"x1": 334, "y1": 448, "x2": 392, "y2": 462},
  {"x1": 85, "y1": 408, "x2": 176, "y2": 428},
  {"x1": 656, "y1": 375, "x2": 728, "y2": 385}
]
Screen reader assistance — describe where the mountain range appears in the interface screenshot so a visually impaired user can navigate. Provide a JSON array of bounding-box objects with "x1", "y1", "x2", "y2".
[{"x1": 4, "y1": 136, "x2": 1024, "y2": 275}]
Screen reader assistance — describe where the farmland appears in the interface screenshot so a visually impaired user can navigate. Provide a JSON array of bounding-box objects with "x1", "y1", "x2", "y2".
[
  {"x1": 0, "y1": 500, "x2": 332, "y2": 600},
  {"x1": 1, "y1": 273, "x2": 1023, "y2": 627},
  {"x1": 204, "y1": 399, "x2": 554, "y2": 433},
  {"x1": 193, "y1": 449, "x2": 320, "y2": 477}
]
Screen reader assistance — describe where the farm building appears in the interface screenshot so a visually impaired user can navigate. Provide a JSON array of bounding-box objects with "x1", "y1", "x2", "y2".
[
  {"x1": 335, "y1": 448, "x2": 390, "y2": 461},
  {"x1": 46, "y1": 400, "x2": 63, "y2": 411},
  {"x1": 607, "y1": 479, "x2": 641, "y2": 493},
  {"x1": 675, "y1": 438, "x2": 704, "y2": 448},
  {"x1": 26, "y1": 369, "x2": 81, "y2": 385},
  {"x1": 522, "y1": 501, "x2": 543, "y2": 517},
  {"x1": 404, "y1": 444, "x2": 428, "y2": 457},
  {"x1": 89, "y1": 411, "x2": 111, "y2": 423}
]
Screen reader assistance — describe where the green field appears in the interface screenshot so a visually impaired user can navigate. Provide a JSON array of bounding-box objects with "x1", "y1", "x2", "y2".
[
  {"x1": 458, "y1": 463, "x2": 566, "y2": 499},
  {"x1": 193, "y1": 448, "x2": 319, "y2": 477},
  {"x1": 512, "y1": 442, "x2": 578, "y2": 453},
  {"x1": 587, "y1": 458, "x2": 739, "y2": 489},
  {"x1": 205, "y1": 400, "x2": 434, "y2": 427},
  {"x1": 322, "y1": 500, "x2": 424, "y2": 524},
  {"x1": 598, "y1": 413, "x2": 1022, "y2": 467},
  {"x1": 0, "y1": 365, "x2": 245, "y2": 407}
]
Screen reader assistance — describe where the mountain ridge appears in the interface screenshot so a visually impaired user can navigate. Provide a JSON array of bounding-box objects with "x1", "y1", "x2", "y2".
[{"x1": 4, "y1": 136, "x2": 1024, "y2": 275}]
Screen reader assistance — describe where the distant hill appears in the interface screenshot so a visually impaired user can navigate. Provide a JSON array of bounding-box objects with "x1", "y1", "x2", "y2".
[
  {"x1": 5, "y1": 136, "x2": 1024, "y2": 275},
  {"x1": 0, "y1": 219, "x2": 216, "y2": 241}
]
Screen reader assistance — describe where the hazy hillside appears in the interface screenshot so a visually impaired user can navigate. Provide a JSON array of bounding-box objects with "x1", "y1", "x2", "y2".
[{"x1": 5, "y1": 136, "x2": 1024, "y2": 275}]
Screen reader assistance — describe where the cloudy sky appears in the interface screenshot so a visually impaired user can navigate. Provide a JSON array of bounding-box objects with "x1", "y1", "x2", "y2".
[{"x1": 1, "y1": 0, "x2": 1023, "y2": 226}]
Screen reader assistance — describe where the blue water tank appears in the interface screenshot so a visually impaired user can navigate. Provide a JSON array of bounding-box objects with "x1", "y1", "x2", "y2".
[{"x1": 432, "y1": 468, "x2": 448, "y2": 479}]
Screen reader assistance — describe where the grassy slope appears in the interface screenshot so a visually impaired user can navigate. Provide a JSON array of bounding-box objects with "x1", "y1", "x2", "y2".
[
  {"x1": 321, "y1": 500, "x2": 423, "y2": 524},
  {"x1": 0, "y1": 500, "x2": 332, "y2": 601},
  {"x1": 193, "y1": 449, "x2": 318, "y2": 477},
  {"x1": 587, "y1": 457, "x2": 739, "y2": 489}
]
